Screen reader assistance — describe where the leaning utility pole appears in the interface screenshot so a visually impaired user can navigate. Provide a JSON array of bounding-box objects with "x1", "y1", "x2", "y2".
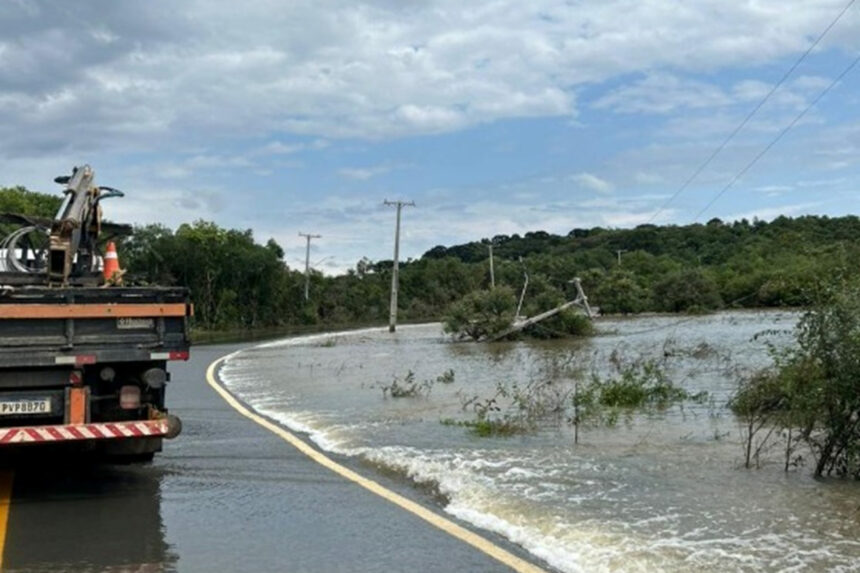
[
  {"x1": 383, "y1": 199, "x2": 415, "y2": 332},
  {"x1": 298, "y1": 232, "x2": 321, "y2": 301}
]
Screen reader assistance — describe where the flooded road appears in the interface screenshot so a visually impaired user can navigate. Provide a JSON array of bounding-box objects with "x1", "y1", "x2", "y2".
[
  {"x1": 2, "y1": 311, "x2": 859, "y2": 572},
  {"x1": 2, "y1": 344, "x2": 536, "y2": 572},
  {"x1": 221, "y1": 311, "x2": 860, "y2": 572}
]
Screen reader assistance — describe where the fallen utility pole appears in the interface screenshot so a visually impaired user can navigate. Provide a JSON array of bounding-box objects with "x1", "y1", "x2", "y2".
[
  {"x1": 383, "y1": 199, "x2": 415, "y2": 332},
  {"x1": 299, "y1": 232, "x2": 321, "y2": 301},
  {"x1": 489, "y1": 278, "x2": 594, "y2": 342}
]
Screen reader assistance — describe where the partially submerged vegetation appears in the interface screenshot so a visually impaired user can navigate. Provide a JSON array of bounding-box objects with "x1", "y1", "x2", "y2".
[
  {"x1": 448, "y1": 353, "x2": 704, "y2": 439},
  {"x1": 377, "y1": 369, "x2": 455, "y2": 399},
  {"x1": 441, "y1": 284, "x2": 593, "y2": 341},
  {"x1": 574, "y1": 356, "x2": 708, "y2": 430},
  {"x1": 442, "y1": 287, "x2": 517, "y2": 341},
  {"x1": 732, "y1": 279, "x2": 860, "y2": 478}
]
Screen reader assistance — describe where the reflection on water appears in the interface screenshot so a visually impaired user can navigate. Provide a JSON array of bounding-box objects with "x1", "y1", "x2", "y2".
[
  {"x1": 3, "y1": 460, "x2": 175, "y2": 573},
  {"x1": 222, "y1": 311, "x2": 860, "y2": 573}
]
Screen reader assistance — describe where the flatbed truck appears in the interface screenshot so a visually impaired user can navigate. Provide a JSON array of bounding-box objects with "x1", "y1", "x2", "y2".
[{"x1": 0, "y1": 166, "x2": 189, "y2": 460}]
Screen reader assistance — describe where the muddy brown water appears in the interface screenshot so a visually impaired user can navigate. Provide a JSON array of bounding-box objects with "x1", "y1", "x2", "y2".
[{"x1": 221, "y1": 310, "x2": 860, "y2": 573}]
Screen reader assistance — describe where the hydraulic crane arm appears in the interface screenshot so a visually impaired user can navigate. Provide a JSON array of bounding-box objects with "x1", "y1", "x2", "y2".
[{"x1": 48, "y1": 165, "x2": 124, "y2": 286}]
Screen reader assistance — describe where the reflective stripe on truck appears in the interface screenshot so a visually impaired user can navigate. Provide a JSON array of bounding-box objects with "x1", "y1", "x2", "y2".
[
  {"x1": 53, "y1": 351, "x2": 189, "y2": 365},
  {"x1": 0, "y1": 419, "x2": 169, "y2": 444}
]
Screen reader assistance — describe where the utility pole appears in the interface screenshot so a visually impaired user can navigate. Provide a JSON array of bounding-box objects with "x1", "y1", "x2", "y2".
[
  {"x1": 515, "y1": 257, "x2": 528, "y2": 319},
  {"x1": 383, "y1": 199, "x2": 415, "y2": 332},
  {"x1": 488, "y1": 242, "x2": 495, "y2": 289},
  {"x1": 298, "y1": 232, "x2": 321, "y2": 301}
]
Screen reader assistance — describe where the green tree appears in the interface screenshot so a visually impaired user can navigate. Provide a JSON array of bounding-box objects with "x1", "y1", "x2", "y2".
[
  {"x1": 791, "y1": 283, "x2": 860, "y2": 477},
  {"x1": 653, "y1": 269, "x2": 722, "y2": 313},
  {"x1": 594, "y1": 269, "x2": 649, "y2": 314},
  {"x1": 732, "y1": 280, "x2": 860, "y2": 478},
  {"x1": 442, "y1": 287, "x2": 517, "y2": 341},
  {"x1": 0, "y1": 186, "x2": 63, "y2": 217}
]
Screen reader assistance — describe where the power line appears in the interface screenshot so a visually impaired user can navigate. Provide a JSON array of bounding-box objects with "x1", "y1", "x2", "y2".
[
  {"x1": 647, "y1": 0, "x2": 857, "y2": 224},
  {"x1": 693, "y1": 50, "x2": 860, "y2": 221}
]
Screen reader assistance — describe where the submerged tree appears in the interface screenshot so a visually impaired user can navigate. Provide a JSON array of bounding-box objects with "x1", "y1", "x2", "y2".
[
  {"x1": 729, "y1": 369, "x2": 791, "y2": 469},
  {"x1": 732, "y1": 280, "x2": 860, "y2": 478},
  {"x1": 442, "y1": 286, "x2": 517, "y2": 341}
]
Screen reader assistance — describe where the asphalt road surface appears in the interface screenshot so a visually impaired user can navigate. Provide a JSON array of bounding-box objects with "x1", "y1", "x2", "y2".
[{"x1": 0, "y1": 344, "x2": 552, "y2": 573}]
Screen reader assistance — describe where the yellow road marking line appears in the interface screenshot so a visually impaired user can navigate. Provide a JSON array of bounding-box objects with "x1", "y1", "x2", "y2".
[
  {"x1": 206, "y1": 355, "x2": 547, "y2": 573},
  {"x1": 0, "y1": 471, "x2": 13, "y2": 570}
]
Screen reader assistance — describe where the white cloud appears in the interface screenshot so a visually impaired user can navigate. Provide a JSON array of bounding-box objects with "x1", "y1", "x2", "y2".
[
  {"x1": 797, "y1": 177, "x2": 847, "y2": 187},
  {"x1": 727, "y1": 201, "x2": 822, "y2": 222},
  {"x1": 338, "y1": 165, "x2": 393, "y2": 180},
  {"x1": 0, "y1": 0, "x2": 857, "y2": 156},
  {"x1": 634, "y1": 171, "x2": 664, "y2": 185},
  {"x1": 570, "y1": 172, "x2": 614, "y2": 193},
  {"x1": 0, "y1": 1, "x2": 856, "y2": 273},
  {"x1": 594, "y1": 73, "x2": 732, "y2": 114},
  {"x1": 752, "y1": 184, "x2": 794, "y2": 195},
  {"x1": 257, "y1": 141, "x2": 306, "y2": 155}
]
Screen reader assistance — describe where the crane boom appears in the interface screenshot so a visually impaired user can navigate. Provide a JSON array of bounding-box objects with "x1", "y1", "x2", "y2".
[{"x1": 47, "y1": 165, "x2": 123, "y2": 286}]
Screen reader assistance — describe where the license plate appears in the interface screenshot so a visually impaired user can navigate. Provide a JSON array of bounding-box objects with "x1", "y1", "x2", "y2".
[
  {"x1": 117, "y1": 318, "x2": 155, "y2": 330},
  {"x1": 0, "y1": 398, "x2": 51, "y2": 416}
]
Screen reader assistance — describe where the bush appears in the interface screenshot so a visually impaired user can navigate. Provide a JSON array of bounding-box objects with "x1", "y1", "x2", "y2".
[
  {"x1": 594, "y1": 269, "x2": 650, "y2": 314},
  {"x1": 653, "y1": 269, "x2": 722, "y2": 313},
  {"x1": 442, "y1": 287, "x2": 517, "y2": 341},
  {"x1": 732, "y1": 279, "x2": 860, "y2": 478}
]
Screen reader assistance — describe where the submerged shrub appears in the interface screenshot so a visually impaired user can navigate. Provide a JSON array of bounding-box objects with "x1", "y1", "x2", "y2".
[
  {"x1": 378, "y1": 369, "x2": 457, "y2": 399},
  {"x1": 442, "y1": 287, "x2": 516, "y2": 341},
  {"x1": 379, "y1": 370, "x2": 432, "y2": 398},
  {"x1": 732, "y1": 279, "x2": 860, "y2": 478},
  {"x1": 653, "y1": 269, "x2": 722, "y2": 313},
  {"x1": 445, "y1": 353, "x2": 702, "y2": 440},
  {"x1": 578, "y1": 358, "x2": 701, "y2": 428},
  {"x1": 523, "y1": 308, "x2": 594, "y2": 339}
]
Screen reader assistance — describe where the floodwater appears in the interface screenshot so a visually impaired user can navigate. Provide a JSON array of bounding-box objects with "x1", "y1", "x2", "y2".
[{"x1": 220, "y1": 311, "x2": 860, "y2": 573}]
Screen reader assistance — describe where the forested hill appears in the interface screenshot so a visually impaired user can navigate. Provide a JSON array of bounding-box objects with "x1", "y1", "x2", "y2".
[
  {"x1": 74, "y1": 214, "x2": 860, "y2": 326},
  {"x1": 2, "y1": 185, "x2": 859, "y2": 330},
  {"x1": 423, "y1": 216, "x2": 860, "y2": 268},
  {"x1": 415, "y1": 215, "x2": 860, "y2": 315},
  {"x1": 422, "y1": 215, "x2": 860, "y2": 305}
]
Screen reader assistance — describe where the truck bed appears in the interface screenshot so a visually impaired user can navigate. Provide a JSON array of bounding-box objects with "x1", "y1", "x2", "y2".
[{"x1": 0, "y1": 286, "x2": 191, "y2": 371}]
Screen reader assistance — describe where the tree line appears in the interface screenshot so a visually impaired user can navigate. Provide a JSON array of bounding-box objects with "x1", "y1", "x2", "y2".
[{"x1": 3, "y1": 186, "x2": 860, "y2": 330}]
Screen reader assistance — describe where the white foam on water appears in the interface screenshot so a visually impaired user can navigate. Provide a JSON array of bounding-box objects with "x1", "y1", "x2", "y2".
[
  {"x1": 217, "y1": 318, "x2": 860, "y2": 573},
  {"x1": 250, "y1": 402, "x2": 352, "y2": 454},
  {"x1": 222, "y1": 351, "x2": 607, "y2": 572},
  {"x1": 218, "y1": 360, "x2": 758, "y2": 572},
  {"x1": 351, "y1": 445, "x2": 611, "y2": 573},
  {"x1": 256, "y1": 323, "x2": 435, "y2": 349}
]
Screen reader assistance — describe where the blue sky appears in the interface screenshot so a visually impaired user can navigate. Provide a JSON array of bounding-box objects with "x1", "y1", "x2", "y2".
[{"x1": 1, "y1": 1, "x2": 858, "y2": 273}]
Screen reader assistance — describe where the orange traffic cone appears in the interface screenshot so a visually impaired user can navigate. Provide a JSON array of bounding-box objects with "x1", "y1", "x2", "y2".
[{"x1": 103, "y1": 241, "x2": 121, "y2": 283}]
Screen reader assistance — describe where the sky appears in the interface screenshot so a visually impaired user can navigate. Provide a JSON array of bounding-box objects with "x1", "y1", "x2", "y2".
[{"x1": 1, "y1": 1, "x2": 859, "y2": 274}]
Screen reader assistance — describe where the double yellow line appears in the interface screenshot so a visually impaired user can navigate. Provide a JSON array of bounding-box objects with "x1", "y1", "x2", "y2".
[{"x1": 206, "y1": 355, "x2": 547, "y2": 573}]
